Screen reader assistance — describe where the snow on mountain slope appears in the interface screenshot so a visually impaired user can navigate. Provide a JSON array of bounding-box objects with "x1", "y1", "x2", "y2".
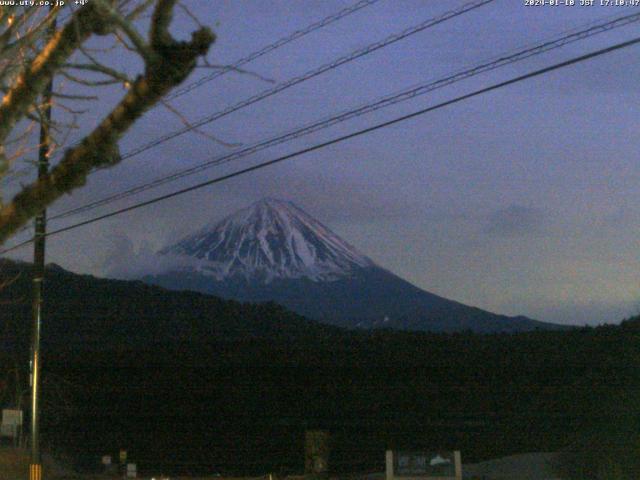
[
  {"x1": 160, "y1": 198, "x2": 374, "y2": 282},
  {"x1": 147, "y1": 198, "x2": 565, "y2": 333}
]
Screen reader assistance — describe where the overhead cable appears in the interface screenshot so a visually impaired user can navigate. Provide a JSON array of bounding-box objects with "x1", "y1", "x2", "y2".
[
  {"x1": 2, "y1": 34, "x2": 639, "y2": 255},
  {"x1": 0, "y1": 0, "x2": 382, "y2": 186},
  {"x1": 49, "y1": 10, "x2": 640, "y2": 221},
  {"x1": 118, "y1": 0, "x2": 495, "y2": 160},
  {"x1": 165, "y1": 0, "x2": 383, "y2": 101}
]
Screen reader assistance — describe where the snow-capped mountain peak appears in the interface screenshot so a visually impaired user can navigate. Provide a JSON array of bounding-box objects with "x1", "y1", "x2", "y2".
[{"x1": 160, "y1": 198, "x2": 374, "y2": 282}]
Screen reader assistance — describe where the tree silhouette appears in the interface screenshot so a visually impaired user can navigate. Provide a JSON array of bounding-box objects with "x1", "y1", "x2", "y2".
[{"x1": 0, "y1": 0, "x2": 215, "y2": 245}]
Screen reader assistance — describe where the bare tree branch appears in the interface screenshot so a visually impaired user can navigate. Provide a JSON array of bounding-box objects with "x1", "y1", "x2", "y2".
[
  {"x1": 0, "y1": 4, "x2": 106, "y2": 168},
  {"x1": 94, "y1": 0, "x2": 155, "y2": 63},
  {"x1": 59, "y1": 69, "x2": 122, "y2": 87},
  {"x1": 0, "y1": 1, "x2": 215, "y2": 244},
  {"x1": 0, "y1": 7, "x2": 60, "y2": 60},
  {"x1": 125, "y1": 0, "x2": 156, "y2": 21},
  {"x1": 160, "y1": 98, "x2": 241, "y2": 148},
  {"x1": 63, "y1": 61, "x2": 132, "y2": 84}
]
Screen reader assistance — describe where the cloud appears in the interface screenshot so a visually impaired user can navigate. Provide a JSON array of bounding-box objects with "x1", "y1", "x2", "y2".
[
  {"x1": 101, "y1": 234, "x2": 161, "y2": 279},
  {"x1": 485, "y1": 205, "x2": 545, "y2": 237}
]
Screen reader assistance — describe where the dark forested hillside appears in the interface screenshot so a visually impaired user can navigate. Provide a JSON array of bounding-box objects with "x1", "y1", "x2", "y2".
[
  {"x1": 43, "y1": 324, "x2": 640, "y2": 476},
  {"x1": 0, "y1": 259, "x2": 341, "y2": 352},
  {"x1": 1, "y1": 259, "x2": 639, "y2": 477}
]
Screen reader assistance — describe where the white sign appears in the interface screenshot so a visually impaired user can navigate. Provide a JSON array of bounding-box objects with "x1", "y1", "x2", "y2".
[
  {"x1": 0, "y1": 410, "x2": 22, "y2": 438},
  {"x1": 101, "y1": 455, "x2": 112, "y2": 465},
  {"x1": 126, "y1": 463, "x2": 137, "y2": 478},
  {"x1": 386, "y1": 450, "x2": 462, "y2": 480},
  {"x1": 2, "y1": 409, "x2": 22, "y2": 426}
]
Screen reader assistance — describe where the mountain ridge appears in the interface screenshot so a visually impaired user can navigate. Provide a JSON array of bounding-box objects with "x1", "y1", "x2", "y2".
[
  {"x1": 0, "y1": 257, "x2": 343, "y2": 350},
  {"x1": 146, "y1": 198, "x2": 567, "y2": 333},
  {"x1": 146, "y1": 266, "x2": 561, "y2": 332}
]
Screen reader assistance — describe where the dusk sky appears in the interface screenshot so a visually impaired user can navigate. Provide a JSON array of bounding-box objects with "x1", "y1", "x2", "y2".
[{"x1": 4, "y1": 0, "x2": 640, "y2": 326}]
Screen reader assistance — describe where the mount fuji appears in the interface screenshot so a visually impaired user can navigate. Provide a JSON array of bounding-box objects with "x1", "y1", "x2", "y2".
[{"x1": 143, "y1": 198, "x2": 562, "y2": 333}]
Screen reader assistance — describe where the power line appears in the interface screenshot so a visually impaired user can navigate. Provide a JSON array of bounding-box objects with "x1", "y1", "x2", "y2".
[
  {"x1": 0, "y1": 0, "x2": 381, "y2": 187},
  {"x1": 2, "y1": 1, "x2": 492, "y2": 189},
  {"x1": 165, "y1": 0, "x2": 383, "y2": 101},
  {"x1": 48, "y1": 10, "x2": 640, "y2": 221},
  {"x1": 2, "y1": 34, "x2": 639, "y2": 255},
  {"x1": 117, "y1": 0, "x2": 495, "y2": 160}
]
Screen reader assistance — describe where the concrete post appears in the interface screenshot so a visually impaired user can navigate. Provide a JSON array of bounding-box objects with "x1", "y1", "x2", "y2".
[
  {"x1": 385, "y1": 450, "x2": 394, "y2": 480},
  {"x1": 305, "y1": 430, "x2": 330, "y2": 478}
]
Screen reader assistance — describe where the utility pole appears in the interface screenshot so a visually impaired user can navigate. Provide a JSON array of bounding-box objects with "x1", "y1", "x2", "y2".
[{"x1": 30, "y1": 9, "x2": 56, "y2": 480}]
